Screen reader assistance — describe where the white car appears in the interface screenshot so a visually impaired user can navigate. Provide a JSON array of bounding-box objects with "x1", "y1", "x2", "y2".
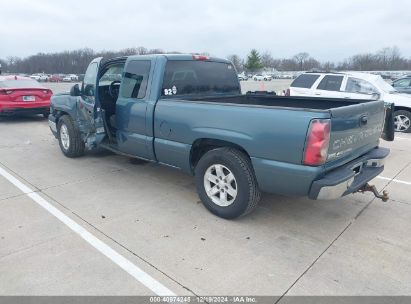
[
  {"x1": 253, "y1": 74, "x2": 272, "y2": 81},
  {"x1": 288, "y1": 72, "x2": 411, "y2": 132},
  {"x1": 253, "y1": 74, "x2": 264, "y2": 81},
  {"x1": 263, "y1": 74, "x2": 272, "y2": 81},
  {"x1": 30, "y1": 74, "x2": 41, "y2": 81},
  {"x1": 39, "y1": 74, "x2": 49, "y2": 82},
  {"x1": 62, "y1": 76, "x2": 72, "y2": 82},
  {"x1": 68, "y1": 74, "x2": 79, "y2": 81},
  {"x1": 238, "y1": 74, "x2": 248, "y2": 81}
]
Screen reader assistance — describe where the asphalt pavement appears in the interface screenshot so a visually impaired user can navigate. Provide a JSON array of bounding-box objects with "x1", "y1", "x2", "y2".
[{"x1": 0, "y1": 81, "x2": 410, "y2": 299}]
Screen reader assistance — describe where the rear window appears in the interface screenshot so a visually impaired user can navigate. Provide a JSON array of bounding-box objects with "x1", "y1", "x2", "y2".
[
  {"x1": 317, "y1": 75, "x2": 343, "y2": 91},
  {"x1": 290, "y1": 74, "x2": 320, "y2": 88},
  {"x1": 162, "y1": 61, "x2": 240, "y2": 97},
  {"x1": 0, "y1": 80, "x2": 43, "y2": 88}
]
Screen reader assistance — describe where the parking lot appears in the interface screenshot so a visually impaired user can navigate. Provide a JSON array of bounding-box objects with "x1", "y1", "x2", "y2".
[{"x1": 1, "y1": 80, "x2": 411, "y2": 299}]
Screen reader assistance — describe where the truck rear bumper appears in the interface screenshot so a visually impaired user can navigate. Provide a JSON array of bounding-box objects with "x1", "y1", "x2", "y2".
[{"x1": 308, "y1": 147, "x2": 389, "y2": 200}]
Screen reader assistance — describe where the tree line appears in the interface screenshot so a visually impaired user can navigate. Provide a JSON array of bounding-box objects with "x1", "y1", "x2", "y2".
[
  {"x1": 1, "y1": 46, "x2": 410, "y2": 74},
  {"x1": 229, "y1": 47, "x2": 411, "y2": 72},
  {"x1": 0, "y1": 47, "x2": 174, "y2": 74}
]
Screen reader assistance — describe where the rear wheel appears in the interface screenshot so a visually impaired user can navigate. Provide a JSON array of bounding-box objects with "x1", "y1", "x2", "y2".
[
  {"x1": 57, "y1": 115, "x2": 85, "y2": 157},
  {"x1": 394, "y1": 110, "x2": 411, "y2": 133},
  {"x1": 195, "y1": 147, "x2": 261, "y2": 219}
]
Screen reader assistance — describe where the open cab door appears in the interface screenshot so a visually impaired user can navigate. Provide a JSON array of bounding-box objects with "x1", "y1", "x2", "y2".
[{"x1": 76, "y1": 57, "x2": 106, "y2": 149}]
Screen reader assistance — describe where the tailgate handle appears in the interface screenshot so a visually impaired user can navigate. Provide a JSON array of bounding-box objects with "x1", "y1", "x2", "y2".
[{"x1": 360, "y1": 115, "x2": 368, "y2": 126}]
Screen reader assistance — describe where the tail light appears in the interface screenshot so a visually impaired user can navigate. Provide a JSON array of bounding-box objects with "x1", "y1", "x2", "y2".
[
  {"x1": 303, "y1": 119, "x2": 331, "y2": 166},
  {"x1": 43, "y1": 89, "x2": 53, "y2": 94},
  {"x1": 192, "y1": 55, "x2": 209, "y2": 60}
]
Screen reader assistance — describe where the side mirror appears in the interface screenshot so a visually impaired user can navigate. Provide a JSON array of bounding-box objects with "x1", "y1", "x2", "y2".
[{"x1": 70, "y1": 84, "x2": 81, "y2": 96}]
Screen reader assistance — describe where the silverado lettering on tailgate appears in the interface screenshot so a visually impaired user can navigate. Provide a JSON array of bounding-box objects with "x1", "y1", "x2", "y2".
[{"x1": 328, "y1": 125, "x2": 382, "y2": 160}]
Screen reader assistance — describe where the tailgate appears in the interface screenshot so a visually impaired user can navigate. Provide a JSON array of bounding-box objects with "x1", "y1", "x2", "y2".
[{"x1": 325, "y1": 100, "x2": 385, "y2": 169}]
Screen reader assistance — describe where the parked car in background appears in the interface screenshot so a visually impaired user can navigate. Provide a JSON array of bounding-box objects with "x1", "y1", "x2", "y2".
[
  {"x1": 263, "y1": 74, "x2": 272, "y2": 81},
  {"x1": 0, "y1": 75, "x2": 52, "y2": 117},
  {"x1": 62, "y1": 75, "x2": 72, "y2": 82},
  {"x1": 392, "y1": 77, "x2": 411, "y2": 94},
  {"x1": 238, "y1": 74, "x2": 248, "y2": 81},
  {"x1": 30, "y1": 74, "x2": 41, "y2": 81},
  {"x1": 287, "y1": 71, "x2": 411, "y2": 133},
  {"x1": 39, "y1": 74, "x2": 49, "y2": 82},
  {"x1": 49, "y1": 74, "x2": 63, "y2": 82},
  {"x1": 68, "y1": 74, "x2": 79, "y2": 81},
  {"x1": 253, "y1": 74, "x2": 264, "y2": 81},
  {"x1": 48, "y1": 54, "x2": 392, "y2": 219}
]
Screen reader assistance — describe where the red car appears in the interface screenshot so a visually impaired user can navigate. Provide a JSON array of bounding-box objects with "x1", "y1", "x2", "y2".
[
  {"x1": 0, "y1": 75, "x2": 52, "y2": 117},
  {"x1": 48, "y1": 74, "x2": 63, "y2": 82}
]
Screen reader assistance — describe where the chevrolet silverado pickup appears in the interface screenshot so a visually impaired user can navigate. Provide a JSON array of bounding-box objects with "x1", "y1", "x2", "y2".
[{"x1": 48, "y1": 54, "x2": 394, "y2": 219}]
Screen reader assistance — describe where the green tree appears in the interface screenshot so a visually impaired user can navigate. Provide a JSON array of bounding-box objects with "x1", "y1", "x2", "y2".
[{"x1": 244, "y1": 49, "x2": 263, "y2": 72}]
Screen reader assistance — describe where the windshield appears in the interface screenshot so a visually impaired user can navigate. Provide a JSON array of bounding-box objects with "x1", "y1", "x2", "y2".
[
  {"x1": 0, "y1": 79, "x2": 44, "y2": 88},
  {"x1": 374, "y1": 76, "x2": 396, "y2": 93},
  {"x1": 99, "y1": 64, "x2": 124, "y2": 86}
]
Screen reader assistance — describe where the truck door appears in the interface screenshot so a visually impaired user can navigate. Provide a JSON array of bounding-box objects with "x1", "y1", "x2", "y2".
[
  {"x1": 115, "y1": 58, "x2": 154, "y2": 159},
  {"x1": 77, "y1": 57, "x2": 106, "y2": 145}
]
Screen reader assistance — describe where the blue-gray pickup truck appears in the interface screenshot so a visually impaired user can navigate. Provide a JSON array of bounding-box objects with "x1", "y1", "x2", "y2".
[{"x1": 48, "y1": 54, "x2": 394, "y2": 218}]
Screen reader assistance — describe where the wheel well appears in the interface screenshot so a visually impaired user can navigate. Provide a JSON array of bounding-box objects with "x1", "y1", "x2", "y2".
[
  {"x1": 190, "y1": 138, "x2": 250, "y2": 171},
  {"x1": 394, "y1": 106, "x2": 411, "y2": 113},
  {"x1": 55, "y1": 110, "x2": 70, "y2": 122}
]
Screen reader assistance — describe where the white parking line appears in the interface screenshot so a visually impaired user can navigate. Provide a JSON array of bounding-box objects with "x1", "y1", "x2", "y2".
[
  {"x1": 395, "y1": 136, "x2": 411, "y2": 141},
  {"x1": 377, "y1": 176, "x2": 411, "y2": 186},
  {"x1": 0, "y1": 166, "x2": 175, "y2": 296}
]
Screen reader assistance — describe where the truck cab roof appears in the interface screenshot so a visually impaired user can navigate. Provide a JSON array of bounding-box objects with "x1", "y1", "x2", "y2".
[{"x1": 102, "y1": 54, "x2": 231, "y2": 65}]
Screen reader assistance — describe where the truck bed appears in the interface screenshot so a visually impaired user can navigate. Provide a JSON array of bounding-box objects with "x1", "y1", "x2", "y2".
[{"x1": 189, "y1": 94, "x2": 373, "y2": 111}]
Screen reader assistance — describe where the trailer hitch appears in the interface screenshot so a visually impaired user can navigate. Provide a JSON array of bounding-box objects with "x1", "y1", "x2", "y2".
[{"x1": 357, "y1": 183, "x2": 389, "y2": 202}]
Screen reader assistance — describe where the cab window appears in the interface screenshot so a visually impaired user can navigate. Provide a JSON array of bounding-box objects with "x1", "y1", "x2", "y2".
[{"x1": 120, "y1": 60, "x2": 151, "y2": 99}]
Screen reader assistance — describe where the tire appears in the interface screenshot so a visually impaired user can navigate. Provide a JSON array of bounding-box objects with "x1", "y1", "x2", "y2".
[
  {"x1": 57, "y1": 115, "x2": 85, "y2": 157},
  {"x1": 394, "y1": 110, "x2": 411, "y2": 133},
  {"x1": 194, "y1": 147, "x2": 261, "y2": 219},
  {"x1": 43, "y1": 110, "x2": 50, "y2": 119}
]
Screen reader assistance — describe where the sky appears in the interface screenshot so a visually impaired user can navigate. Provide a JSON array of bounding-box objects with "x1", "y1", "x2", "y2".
[{"x1": 1, "y1": 0, "x2": 410, "y2": 62}]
